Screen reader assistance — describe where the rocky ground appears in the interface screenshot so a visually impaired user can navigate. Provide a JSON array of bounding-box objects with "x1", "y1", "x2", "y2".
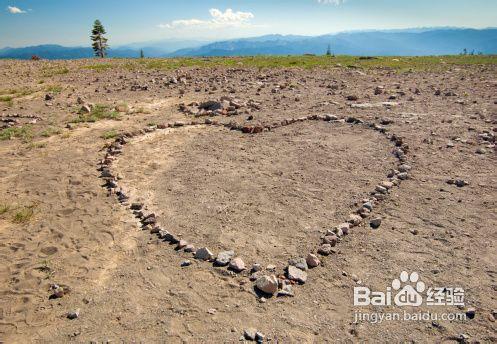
[{"x1": 0, "y1": 58, "x2": 496, "y2": 343}]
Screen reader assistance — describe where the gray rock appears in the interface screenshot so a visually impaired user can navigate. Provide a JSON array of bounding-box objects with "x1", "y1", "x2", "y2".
[
  {"x1": 244, "y1": 328, "x2": 257, "y2": 341},
  {"x1": 67, "y1": 309, "x2": 80, "y2": 320},
  {"x1": 215, "y1": 250, "x2": 234, "y2": 266},
  {"x1": 287, "y1": 265, "x2": 308, "y2": 284},
  {"x1": 370, "y1": 217, "x2": 382, "y2": 229},
  {"x1": 181, "y1": 260, "x2": 191, "y2": 267},
  {"x1": 288, "y1": 257, "x2": 308, "y2": 271},
  {"x1": 195, "y1": 247, "x2": 214, "y2": 261}
]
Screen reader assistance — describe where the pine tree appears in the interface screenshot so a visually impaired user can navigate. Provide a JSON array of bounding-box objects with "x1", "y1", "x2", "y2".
[
  {"x1": 140, "y1": 49, "x2": 144, "y2": 58},
  {"x1": 326, "y1": 44, "x2": 332, "y2": 56},
  {"x1": 91, "y1": 20, "x2": 109, "y2": 58}
]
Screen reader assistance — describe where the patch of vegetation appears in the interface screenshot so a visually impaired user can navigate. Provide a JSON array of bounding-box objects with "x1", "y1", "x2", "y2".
[
  {"x1": 40, "y1": 126, "x2": 62, "y2": 137},
  {"x1": 0, "y1": 204, "x2": 10, "y2": 215},
  {"x1": 101, "y1": 129, "x2": 119, "y2": 139},
  {"x1": 0, "y1": 95, "x2": 13, "y2": 102},
  {"x1": 84, "y1": 63, "x2": 114, "y2": 72},
  {"x1": 0, "y1": 126, "x2": 34, "y2": 142},
  {"x1": 12, "y1": 205, "x2": 35, "y2": 224},
  {"x1": 72, "y1": 104, "x2": 120, "y2": 123},
  {"x1": 42, "y1": 67, "x2": 69, "y2": 77},
  {"x1": 27, "y1": 142, "x2": 47, "y2": 149},
  {"x1": 45, "y1": 85, "x2": 63, "y2": 94},
  {"x1": 107, "y1": 55, "x2": 497, "y2": 72},
  {"x1": 0, "y1": 87, "x2": 37, "y2": 106}
]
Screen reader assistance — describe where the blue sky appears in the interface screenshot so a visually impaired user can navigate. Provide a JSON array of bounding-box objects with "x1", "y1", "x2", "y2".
[{"x1": 1, "y1": 0, "x2": 496, "y2": 48}]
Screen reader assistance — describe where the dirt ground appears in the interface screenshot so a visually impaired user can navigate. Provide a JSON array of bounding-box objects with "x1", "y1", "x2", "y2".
[{"x1": 0, "y1": 59, "x2": 496, "y2": 343}]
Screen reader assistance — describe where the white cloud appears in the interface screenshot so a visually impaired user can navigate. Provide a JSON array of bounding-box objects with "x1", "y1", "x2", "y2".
[
  {"x1": 317, "y1": 0, "x2": 347, "y2": 4},
  {"x1": 7, "y1": 5, "x2": 26, "y2": 14},
  {"x1": 159, "y1": 8, "x2": 255, "y2": 29}
]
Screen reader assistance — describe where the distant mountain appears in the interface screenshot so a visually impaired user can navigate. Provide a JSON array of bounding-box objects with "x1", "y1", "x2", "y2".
[
  {"x1": 118, "y1": 39, "x2": 211, "y2": 57},
  {"x1": 169, "y1": 28, "x2": 497, "y2": 57},
  {"x1": 1, "y1": 28, "x2": 496, "y2": 60}
]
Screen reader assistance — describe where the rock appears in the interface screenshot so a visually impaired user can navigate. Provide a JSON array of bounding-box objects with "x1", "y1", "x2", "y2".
[
  {"x1": 397, "y1": 172, "x2": 408, "y2": 180},
  {"x1": 184, "y1": 244, "x2": 195, "y2": 253},
  {"x1": 176, "y1": 240, "x2": 188, "y2": 250},
  {"x1": 181, "y1": 260, "x2": 191, "y2": 267},
  {"x1": 288, "y1": 257, "x2": 308, "y2": 271},
  {"x1": 370, "y1": 217, "x2": 382, "y2": 229},
  {"x1": 215, "y1": 250, "x2": 234, "y2": 266},
  {"x1": 381, "y1": 181, "x2": 394, "y2": 189},
  {"x1": 362, "y1": 202, "x2": 373, "y2": 211},
  {"x1": 130, "y1": 203, "x2": 143, "y2": 210},
  {"x1": 318, "y1": 244, "x2": 333, "y2": 256},
  {"x1": 447, "y1": 179, "x2": 469, "y2": 187},
  {"x1": 45, "y1": 94, "x2": 54, "y2": 101},
  {"x1": 337, "y1": 222, "x2": 351, "y2": 235},
  {"x1": 277, "y1": 284, "x2": 295, "y2": 297},
  {"x1": 346, "y1": 95, "x2": 358, "y2": 101},
  {"x1": 287, "y1": 265, "x2": 308, "y2": 284},
  {"x1": 322, "y1": 234, "x2": 338, "y2": 246},
  {"x1": 67, "y1": 309, "x2": 80, "y2": 320},
  {"x1": 194, "y1": 247, "x2": 214, "y2": 261},
  {"x1": 255, "y1": 275, "x2": 278, "y2": 295},
  {"x1": 466, "y1": 307, "x2": 476, "y2": 319},
  {"x1": 476, "y1": 147, "x2": 487, "y2": 154},
  {"x1": 398, "y1": 164, "x2": 412, "y2": 173},
  {"x1": 375, "y1": 185, "x2": 388, "y2": 194},
  {"x1": 244, "y1": 328, "x2": 257, "y2": 341},
  {"x1": 306, "y1": 253, "x2": 320, "y2": 268},
  {"x1": 348, "y1": 214, "x2": 363, "y2": 226},
  {"x1": 229, "y1": 257, "x2": 246, "y2": 272},
  {"x1": 255, "y1": 332, "x2": 265, "y2": 342},
  {"x1": 79, "y1": 104, "x2": 92, "y2": 114},
  {"x1": 251, "y1": 263, "x2": 262, "y2": 272}
]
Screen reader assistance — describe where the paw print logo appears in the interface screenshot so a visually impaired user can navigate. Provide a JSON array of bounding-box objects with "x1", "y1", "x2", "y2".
[{"x1": 392, "y1": 271, "x2": 425, "y2": 307}]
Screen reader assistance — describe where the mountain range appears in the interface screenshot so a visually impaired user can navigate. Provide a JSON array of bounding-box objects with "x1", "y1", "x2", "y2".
[{"x1": 1, "y1": 28, "x2": 496, "y2": 60}]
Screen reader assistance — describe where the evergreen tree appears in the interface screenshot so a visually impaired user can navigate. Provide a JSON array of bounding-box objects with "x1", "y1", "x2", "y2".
[
  {"x1": 91, "y1": 20, "x2": 109, "y2": 58},
  {"x1": 326, "y1": 44, "x2": 332, "y2": 56},
  {"x1": 140, "y1": 49, "x2": 144, "y2": 58}
]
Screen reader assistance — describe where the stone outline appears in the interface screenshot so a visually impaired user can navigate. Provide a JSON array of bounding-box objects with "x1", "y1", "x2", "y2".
[{"x1": 97, "y1": 114, "x2": 411, "y2": 298}]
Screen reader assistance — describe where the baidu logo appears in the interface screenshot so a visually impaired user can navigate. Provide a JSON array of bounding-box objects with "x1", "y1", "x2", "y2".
[{"x1": 354, "y1": 271, "x2": 464, "y2": 307}]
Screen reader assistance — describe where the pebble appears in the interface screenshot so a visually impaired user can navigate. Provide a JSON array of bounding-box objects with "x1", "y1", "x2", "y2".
[
  {"x1": 251, "y1": 263, "x2": 262, "y2": 272},
  {"x1": 229, "y1": 257, "x2": 246, "y2": 272},
  {"x1": 181, "y1": 260, "x2": 191, "y2": 267},
  {"x1": 306, "y1": 253, "x2": 320, "y2": 268},
  {"x1": 194, "y1": 247, "x2": 214, "y2": 261},
  {"x1": 67, "y1": 309, "x2": 80, "y2": 320},
  {"x1": 466, "y1": 307, "x2": 476, "y2": 319},
  {"x1": 287, "y1": 265, "x2": 308, "y2": 284},
  {"x1": 255, "y1": 275, "x2": 279, "y2": 295},
  {"x1": 370, "y1": 217, "x2": 382, "y2": 229},
  {"x1": 215, "y1": 250, "x2": 234, "y2": 266}
]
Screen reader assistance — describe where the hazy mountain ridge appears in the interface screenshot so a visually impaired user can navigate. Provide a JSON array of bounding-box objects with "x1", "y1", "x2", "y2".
[{"x1": 1, "y1": 28, "x2": 496, "y2": 60}]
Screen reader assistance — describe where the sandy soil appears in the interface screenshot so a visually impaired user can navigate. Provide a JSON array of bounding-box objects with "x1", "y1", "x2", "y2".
[{"x1": 0, "y1": 59, "x2": 496, "y2": 343}]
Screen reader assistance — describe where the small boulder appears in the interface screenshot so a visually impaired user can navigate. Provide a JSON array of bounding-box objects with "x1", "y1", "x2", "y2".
[
  {"x1": 255, "y1": 275, "x2": 278, "y2": 295},
  {"x1": 306, "y1": 253, "x2": 321, "y2": 268},
  {"x1": 287, "y1": 265, "x2": 308, "y2": 284},
  {"x1": 195, "y1": 247, "x2": 214, "y2": 261},
  {"x1": 215, "y1": 250, "x2": 234, "y2": 266},
  {"x1": 229, "y1": 257, "x2": 246, "y2": 272}
]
